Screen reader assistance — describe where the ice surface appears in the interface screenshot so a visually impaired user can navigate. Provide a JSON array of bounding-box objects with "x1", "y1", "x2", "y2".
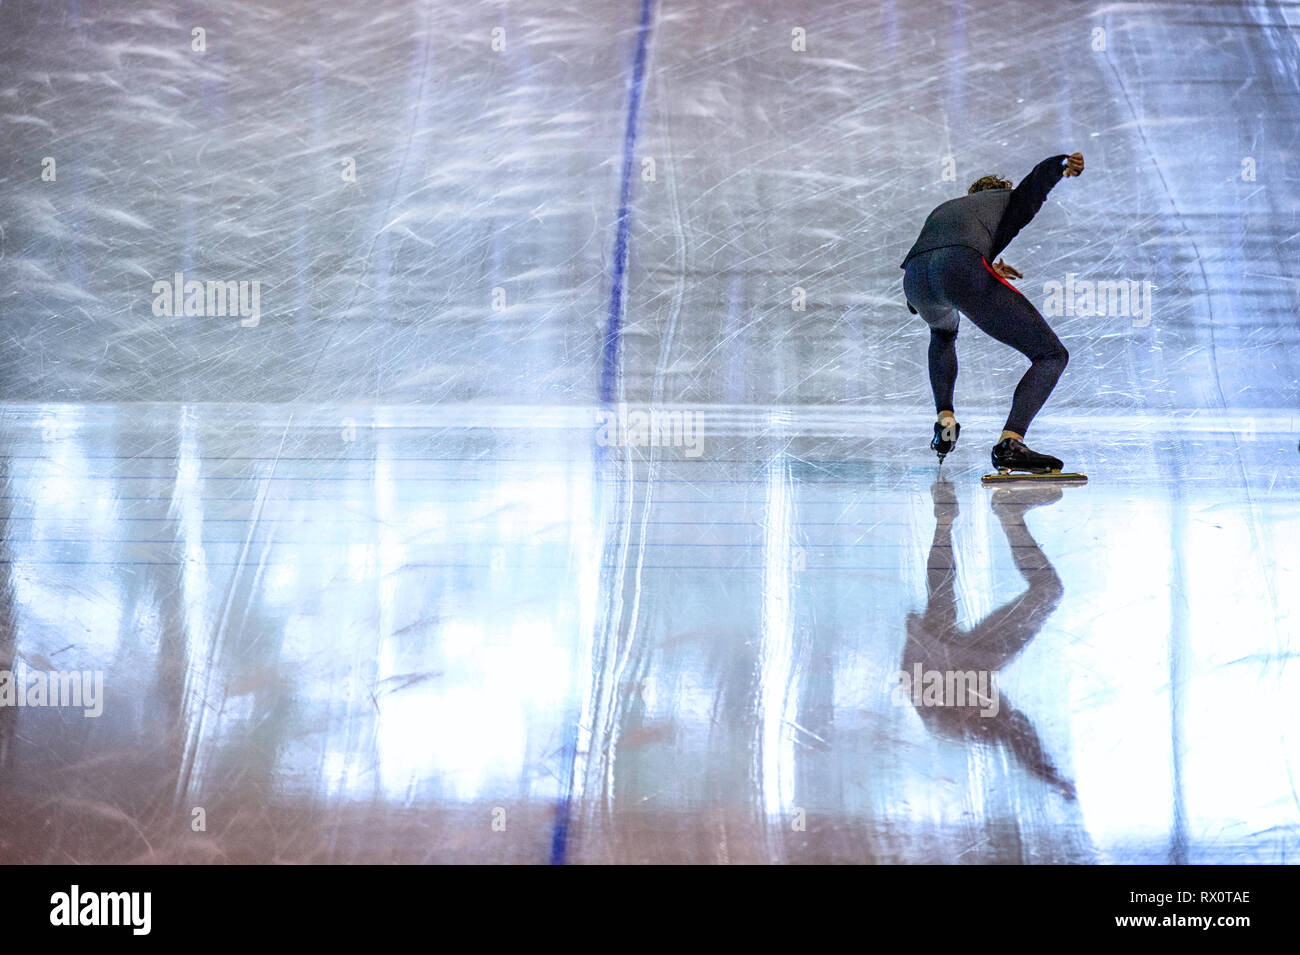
[{"x1": 0, "y1": 0, "x2": 1296, "y2": 863}]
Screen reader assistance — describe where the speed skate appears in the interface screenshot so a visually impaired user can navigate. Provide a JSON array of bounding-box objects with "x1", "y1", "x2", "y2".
[{"x1": 982, "y1": 468, "x2": 1088, "y2": 485}]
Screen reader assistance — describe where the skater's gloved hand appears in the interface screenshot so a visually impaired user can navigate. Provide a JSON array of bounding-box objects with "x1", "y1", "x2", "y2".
[
  {"x1": 1063, "y1": 152, "x2": 1084, "y2": 177},
  {"x1": 992, "y1": 258, "x2": 1023, "y2": 281}
]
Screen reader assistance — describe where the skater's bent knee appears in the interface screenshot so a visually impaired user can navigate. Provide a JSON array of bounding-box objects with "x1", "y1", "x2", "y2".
[{"x1": 1035, "y1": 342, "x2": 1068, "y2": 367}]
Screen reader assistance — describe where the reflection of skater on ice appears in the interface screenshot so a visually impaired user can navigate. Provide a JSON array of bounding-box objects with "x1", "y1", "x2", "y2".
[
  {"x1": 900, "y1": 481, "x2": 1076, "y2": 800},
  {"x1": 902, "y1": 153, "x2": 1084, "y2": 476}
]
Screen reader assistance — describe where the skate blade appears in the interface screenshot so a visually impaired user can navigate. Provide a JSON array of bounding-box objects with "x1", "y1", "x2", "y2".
[{"x1": 982, "y1": 469, "x2": 1087, "y2": 485}]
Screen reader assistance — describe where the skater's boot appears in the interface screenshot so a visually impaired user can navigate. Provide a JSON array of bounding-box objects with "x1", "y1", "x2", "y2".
[
  {"x1": 931, "y1": 421, "x2": 961, "y2": 460},
  {"x1": 990, "y1": 437, "x2": 1063, "y2": 474}
]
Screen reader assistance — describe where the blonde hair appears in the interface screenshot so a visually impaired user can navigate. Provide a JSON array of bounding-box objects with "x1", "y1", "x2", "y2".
[{"x1": 968, "y1": 175, "x2": 1013, "y2": 194}]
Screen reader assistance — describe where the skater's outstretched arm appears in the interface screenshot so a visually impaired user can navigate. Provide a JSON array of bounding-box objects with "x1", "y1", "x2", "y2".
[{"x1": 990, "y1": 153, "x2": 1079, "y2": 259}]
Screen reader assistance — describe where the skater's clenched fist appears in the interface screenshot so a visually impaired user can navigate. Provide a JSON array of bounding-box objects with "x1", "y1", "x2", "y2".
[
  {"x1": 992, "y1": 258, "x2": 1023, "y2": 281},
  {"x1": 1063, "y1": 152, "x2": 1084, "y2": 177}
]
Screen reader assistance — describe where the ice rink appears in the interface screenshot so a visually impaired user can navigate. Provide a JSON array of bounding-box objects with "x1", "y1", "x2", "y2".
[{"x1": 0, "y1": 0, "x2": 1297, "y2": 863}]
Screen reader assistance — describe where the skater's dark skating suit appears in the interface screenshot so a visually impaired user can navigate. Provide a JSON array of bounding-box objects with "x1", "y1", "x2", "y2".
[
  {"x1": 902, "y1": 482, "x2": 1076, "y2": 800},
  {"x1": 902, "y1": 155, "x2": 1071, "y2": 437}
]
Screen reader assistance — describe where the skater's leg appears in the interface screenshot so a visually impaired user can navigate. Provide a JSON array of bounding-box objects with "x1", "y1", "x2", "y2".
[
  {"x1": 939, "y1": 255, "x2": 1068, "y2": 437},
  {"x1": 927, "y1": 328, "x2": 958, "y2": 415},
  {"x1": 1000, "y1": 315, "x2": 1068, "y2": 437},
  {"x1": 904, "y1": 254, "x2": 962, "y2": 419},
  {"x1": 970, "y1": 292, "x2": 1066, "y2": 437}
]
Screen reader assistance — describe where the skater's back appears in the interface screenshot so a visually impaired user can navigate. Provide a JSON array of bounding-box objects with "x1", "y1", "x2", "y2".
[{"x1": 901, "y1": 155, "x2": 1069, "y2": 269}]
